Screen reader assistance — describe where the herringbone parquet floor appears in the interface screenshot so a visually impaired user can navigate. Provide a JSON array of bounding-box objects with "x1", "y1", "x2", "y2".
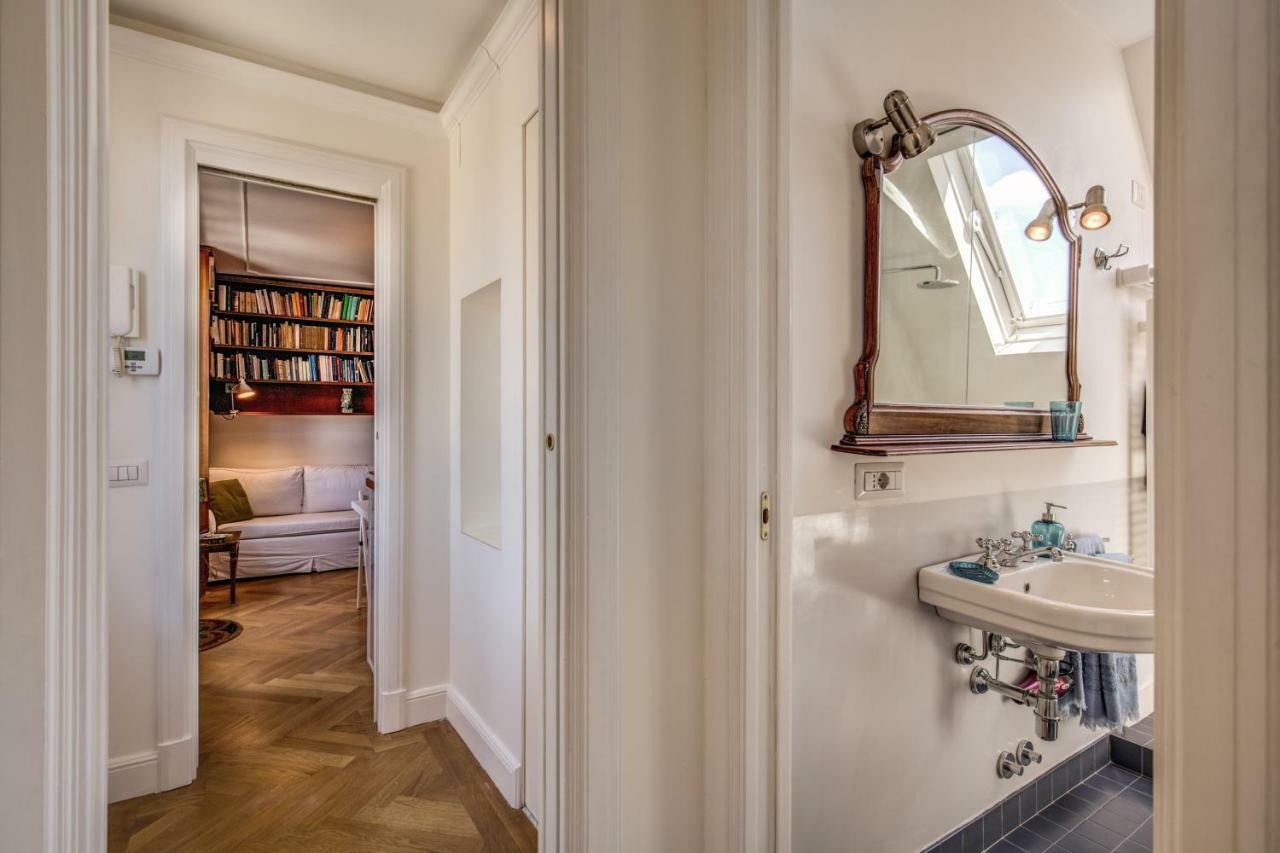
[{"x1": 108, "y1": 569, "x2": 537, "y2": 853}]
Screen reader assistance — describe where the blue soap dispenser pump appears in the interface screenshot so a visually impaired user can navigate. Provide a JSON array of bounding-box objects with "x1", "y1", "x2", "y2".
[{"x1": 1031, "y1": 502, "x2": 1067, "y2": 547}]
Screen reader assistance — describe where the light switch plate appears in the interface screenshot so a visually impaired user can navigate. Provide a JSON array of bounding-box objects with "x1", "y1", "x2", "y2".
[
  {"x1": 108, "y1": 459, "x2": 150, "y2": 488},
  {"x1": 855, "y1": 461, "x2": 905, "y2": 499}
]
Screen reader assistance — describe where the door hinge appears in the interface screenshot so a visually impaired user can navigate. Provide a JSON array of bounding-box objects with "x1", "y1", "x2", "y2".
[{"x1": 760, "y1": 491, "x2": 770, "y2": 541}]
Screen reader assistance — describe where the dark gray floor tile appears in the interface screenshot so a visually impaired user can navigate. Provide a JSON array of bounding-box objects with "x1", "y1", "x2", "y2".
[
  {"x1": 1005, "y1": 824, "x2": 1055, "y2": 852},
  {"x1": 1130, "y1": 818, "x2": 1153, "y2": 848},
  {"x1": 1051, "y1": 830, "x2": 1110, "y2": 853},
  {"x1": 936, "y1": 829, "x2": 963, "y2": 853},
  {"x1": 1067, "y1": 754, "x2": 1082, "y2": 787},
  {"x1": 1108, "y1": 788, "x2": 1155, "y2": 820},
  {"x1": 961, "y1": 820, "x2": 983, "y2": 853},
  {"x1": 1097, "y1": 764, "x2": 1141, "y2": 786},
  {"x1": 1115, "y1": 840, "x2": 1151, "y2": 853},
  {"x1": 1089, "y1": 802, "x2": 1146, "y2": 836},
  {"x1": 1130, "y1": 776, "x2": 1153, "y2": 797},
  {"x1": 984, "y1": 807, "x2": 1004, "y2": 847},
  {"x1": 1039, "y1": 803, "x2": 1085, "y2": 832},
  {"x1": 1081, "y1": 773, "x2": 1127, "y2": 796},
  {"x1": 1003, "y1": 796, "x2": 1022, "y2": 833},
  {"x1": 1141, "y1": 748, "x2": 1154, "y2": 778},
  {"x1": 1065, "y1": 783, "x2": 1110, "y2": 807},
  {"x1": 1053, "y1": 792, "x2": 1098, "y2": 818},
  {"x1": 1072, "y1": 817, "x2": 1126, "y2": 849},
  {"x1": 1022, "y1": 815, "x2": 1069, "y2": 844},
  {"x1": 987, "y1": 842, "x2": 1023, "y2": 853}
]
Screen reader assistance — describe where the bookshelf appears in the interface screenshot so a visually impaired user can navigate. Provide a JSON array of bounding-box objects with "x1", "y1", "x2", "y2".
[{"x1": 208, "y1": 270, "x2": 375, "y2": 415}]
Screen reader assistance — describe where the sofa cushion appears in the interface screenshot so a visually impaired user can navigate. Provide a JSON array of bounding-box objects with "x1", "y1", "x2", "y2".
[
  {"x1": 302, "y1": 464, "x2": 369, "y2": 514},
  {"x1": 209, "y1": 466, "x2": 304, "y2": 517},
  {"x1": 208, "y1": 478, "x2": 254, "y2": 526},
  {"x1": 216, "y1": 510, "x2": 360, "y2": 540}
]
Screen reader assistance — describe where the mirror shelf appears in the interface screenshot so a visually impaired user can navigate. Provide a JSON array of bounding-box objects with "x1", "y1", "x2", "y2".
[{"x1": 834, "y1": 106, "x2": 1113, "y2": 455}]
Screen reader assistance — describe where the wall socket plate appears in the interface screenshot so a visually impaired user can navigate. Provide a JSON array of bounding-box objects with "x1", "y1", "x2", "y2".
[{"x1": 855, "y1": 461, "x2": 905, "y2": 499}]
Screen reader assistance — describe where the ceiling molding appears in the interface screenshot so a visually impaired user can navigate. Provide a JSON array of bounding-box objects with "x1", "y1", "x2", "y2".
[
  {"x1": 440, "y1": 0, "x2": 538, "y2": 132},
  {"x1": 109, "y1": 23, "x2": 442, "y2": 135}
]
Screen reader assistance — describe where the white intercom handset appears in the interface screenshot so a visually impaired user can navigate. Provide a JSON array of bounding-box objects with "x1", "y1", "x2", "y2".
[{"x1": 109, "y1": 266, "x2": 159, "y2": 375}]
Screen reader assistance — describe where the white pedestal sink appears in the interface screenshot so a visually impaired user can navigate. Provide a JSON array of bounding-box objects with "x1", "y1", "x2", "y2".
[{"x1": 918, "y1": 554, "x2": 1154, "y2": 654}]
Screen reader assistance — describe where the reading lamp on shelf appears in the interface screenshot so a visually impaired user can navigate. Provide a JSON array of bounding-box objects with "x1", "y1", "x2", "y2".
[{"x1": 220, "y1": 378, "x2": 256, "y2": 420}]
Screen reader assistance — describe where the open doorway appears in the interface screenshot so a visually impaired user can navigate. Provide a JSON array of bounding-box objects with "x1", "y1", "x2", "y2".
[{"x1": 102, "y1": 1, "x2": 552, "y2": 850}]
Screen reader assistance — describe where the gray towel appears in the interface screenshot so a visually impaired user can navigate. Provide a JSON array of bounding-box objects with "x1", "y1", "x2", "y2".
[{"x1": 1059, "y1": 538, "x2": 1141, "y2": 730}]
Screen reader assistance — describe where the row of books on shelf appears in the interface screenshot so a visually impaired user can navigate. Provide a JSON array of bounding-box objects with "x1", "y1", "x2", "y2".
[
  {"x1": 214, "y1": 283, "x2": 373, "y2": 322},
  {"x1": 210, "y1": 317, "x2": 373, "y2": 353},
  {"x1": 213, "y1": 352, "x2": 375, "y2": 384}
]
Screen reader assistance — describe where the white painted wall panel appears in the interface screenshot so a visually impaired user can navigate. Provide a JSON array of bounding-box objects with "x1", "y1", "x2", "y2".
[
  {"x1": 106, "y1": 44, "x2": 451, "y2": 769},
  {"x1": 787, "y1": 1, "x2": 1154, "y2": 848}
]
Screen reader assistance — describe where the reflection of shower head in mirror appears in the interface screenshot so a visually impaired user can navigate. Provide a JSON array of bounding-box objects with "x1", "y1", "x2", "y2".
[{"x1": 885, "y1": 263, "x2": 960, "y2": 290}]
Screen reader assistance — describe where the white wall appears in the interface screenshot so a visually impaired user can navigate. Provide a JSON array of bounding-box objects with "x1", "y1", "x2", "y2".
[
  {"x1": 208, "y1": 415, "x2": 373, "y2": 468},
  {"x1": 787, "y1": 1, "x2": 1153, "y2": 849},
  {"x1": 446, "y1": 14, "x2": 538, "y2": 802},
  {"x1": 1122, "y1": 37, "x2": 1155, "y2": 173},
  {"x1": 0, "y1": 0, "x2": 49, "y2": 845},
  {"x1": 106, "y1": 35, "x2": 451, "y2": 781}
]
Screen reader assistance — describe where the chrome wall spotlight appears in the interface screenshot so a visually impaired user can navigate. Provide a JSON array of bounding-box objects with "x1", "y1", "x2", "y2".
[
  {"x1": 853, "y1": 90, "x2": 936, "y2": 160},
  {"x1": 1024, "y1": 185, "x2": 1112, "y2": 241}
]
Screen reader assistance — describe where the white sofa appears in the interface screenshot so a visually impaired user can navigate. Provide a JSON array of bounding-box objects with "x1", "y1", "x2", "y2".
[{"x1": 207, "y1": 464, "x2": 368, "y2": 579}]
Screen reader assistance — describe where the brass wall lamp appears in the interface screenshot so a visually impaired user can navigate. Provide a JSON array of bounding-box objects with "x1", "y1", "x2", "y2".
[{"x1": 853, "y1": 90, "x2": 937, "y2": 160}]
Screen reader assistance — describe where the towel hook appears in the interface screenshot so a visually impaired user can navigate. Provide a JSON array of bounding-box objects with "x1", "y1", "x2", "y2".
[{"x1": 1093, "y1": 243, "x2": 1130, "y2": 271}]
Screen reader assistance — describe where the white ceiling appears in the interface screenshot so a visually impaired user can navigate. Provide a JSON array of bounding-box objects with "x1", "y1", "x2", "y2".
[
  {"x1": 1059, "y1": 0, "x2": 1155, "y2": 49},
  {"x1": 110, "y1": 0, "x2": 506, "y2": 108}
]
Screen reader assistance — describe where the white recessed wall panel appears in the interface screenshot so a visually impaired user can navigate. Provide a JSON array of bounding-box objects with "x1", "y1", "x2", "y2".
[{"x1": 460, "y1": 279, "x2": 502, "y2": 548}]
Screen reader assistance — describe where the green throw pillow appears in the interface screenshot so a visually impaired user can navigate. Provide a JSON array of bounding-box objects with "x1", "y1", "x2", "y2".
[{"x1": 209, "y1": 478, "x2": 254, "y2": 526}]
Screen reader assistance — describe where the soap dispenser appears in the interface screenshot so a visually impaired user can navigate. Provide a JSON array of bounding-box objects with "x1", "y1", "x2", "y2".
[{"x1": 1031, "y1": 502, "x2": 1067, "y2": 547}]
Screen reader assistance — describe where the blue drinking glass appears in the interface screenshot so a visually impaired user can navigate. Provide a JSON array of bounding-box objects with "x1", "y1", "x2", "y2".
[{"x1": 1050, "y1": 400, "x2": 1082, "y2": 441}]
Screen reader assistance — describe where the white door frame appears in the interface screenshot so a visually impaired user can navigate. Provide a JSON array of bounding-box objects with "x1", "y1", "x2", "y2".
[
  {"x1": 42, "y1": 0, "x2": 109, "y2": 848},
  {"x1": 153, "y1": 119, "x2": 408, "y2": 789},
  {"x1": 704, "y1": 0, "x2": 786, "y2": 850},
  {"x1": 1153, "y1": 0, "x2": 1280, "y2": 849}
]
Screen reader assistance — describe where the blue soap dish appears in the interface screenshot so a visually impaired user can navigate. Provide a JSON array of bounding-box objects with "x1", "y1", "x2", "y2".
[{"x1": 948, "y1": 560, "x2": 999, "y2": 584}]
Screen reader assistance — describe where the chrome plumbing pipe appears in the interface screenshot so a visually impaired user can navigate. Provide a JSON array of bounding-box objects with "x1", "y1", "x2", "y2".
[{"x1": 968, "y1": 649, "x2": 1067, "y2": 742}]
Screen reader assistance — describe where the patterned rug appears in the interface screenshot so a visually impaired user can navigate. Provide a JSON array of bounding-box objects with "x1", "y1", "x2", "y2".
[{"x1": 199, "y1": 618, "x2": 243, "y2": 652}]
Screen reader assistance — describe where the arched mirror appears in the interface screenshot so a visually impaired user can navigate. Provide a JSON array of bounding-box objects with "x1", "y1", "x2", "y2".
[{"x1": 836, "y1": 109, "x2": 1114, "y2": 455}]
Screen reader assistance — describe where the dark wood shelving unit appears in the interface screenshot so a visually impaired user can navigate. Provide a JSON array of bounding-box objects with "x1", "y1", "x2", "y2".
[{"x1": 208, "y1": 268, "x2": 375, "y2": 415}]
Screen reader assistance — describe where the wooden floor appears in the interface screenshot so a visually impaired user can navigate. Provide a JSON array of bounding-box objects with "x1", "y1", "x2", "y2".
[{"x1": 108, "y1": 570, "x2": 536, "y2": 853}]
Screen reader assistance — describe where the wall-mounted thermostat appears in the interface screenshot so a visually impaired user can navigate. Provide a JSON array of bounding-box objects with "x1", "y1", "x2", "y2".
[{"x1": 121, "y1": 347, "x2": 161, "y2": 376}]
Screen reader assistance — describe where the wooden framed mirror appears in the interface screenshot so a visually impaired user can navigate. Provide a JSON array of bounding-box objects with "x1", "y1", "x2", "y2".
[{"x1": 834, "y1": 109, "x2": 1115, "y2": 456}]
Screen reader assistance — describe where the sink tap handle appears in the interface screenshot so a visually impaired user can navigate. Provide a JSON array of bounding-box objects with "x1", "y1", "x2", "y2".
[
  {"x1": 1011, "y1": 531, "x2": 1036, "y2": 550},
  {"x1": 975, "y1": 538, "x2": 1002, "y2": 569}
]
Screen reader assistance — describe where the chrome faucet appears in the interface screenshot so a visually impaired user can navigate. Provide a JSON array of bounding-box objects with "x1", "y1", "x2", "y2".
[{"x1": 976, "y1": 532, "x2": 1074, "y2": 570}]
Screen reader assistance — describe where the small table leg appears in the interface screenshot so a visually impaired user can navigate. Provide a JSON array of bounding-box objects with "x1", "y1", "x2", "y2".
[
  {"x1": 229, "y1": 545, "x2": 238, "y2": 605},
  {"x1": 200, "y1": 553, "x2": 209, "y2": 599}
]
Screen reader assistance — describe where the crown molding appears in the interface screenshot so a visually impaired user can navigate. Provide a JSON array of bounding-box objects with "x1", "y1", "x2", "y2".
[
  {"x1": 439, "y1": 0, "x2": 538, "y2": 131},
  {"x1": 109, "y1": 24, "x2": 442, "y2": 135}
]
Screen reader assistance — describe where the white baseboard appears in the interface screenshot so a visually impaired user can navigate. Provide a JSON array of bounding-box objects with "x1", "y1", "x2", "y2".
[
  {"x1": 446, "y1": 687, "x2": 522, "y2": 807},
  {"x1": 404, "y1": 683, "x2": 449, "y2": 727},
  {"x1": 156, "y1": 733, "x2": 196, "y2": 792},
  {"x1": 107, "y1": 750, "x2": 159, "y2": 804},
  {"x1": 377, "y1": 687, "x2": 406, "y2": 734}
]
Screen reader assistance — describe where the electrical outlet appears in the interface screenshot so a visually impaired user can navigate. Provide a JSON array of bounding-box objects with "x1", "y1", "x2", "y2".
[{"x1": 855, "y1": 461, "x2": 905, "y2": 499}]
